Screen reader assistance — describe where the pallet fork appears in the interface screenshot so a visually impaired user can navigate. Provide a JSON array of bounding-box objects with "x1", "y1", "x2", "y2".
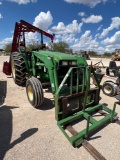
[{"x1": 54, "y1": 65, "x2": 118, "y2": 147}]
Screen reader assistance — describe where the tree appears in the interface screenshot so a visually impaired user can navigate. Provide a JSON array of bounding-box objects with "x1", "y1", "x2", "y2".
[
  {"x1": 4, "y1": 43, "x2": 12, "y2": 53},
  {"x1": 103, "y1": 52, "x2": 112, "y2": 57},
  {"x1": 52, "y1": 42, "x2": 71, "y2": 53},
  {"x1": 88, "y1": 50, "x2": 98, "y2": 57},
  {"x1": 26, "y1": 44, "x2": 37, "y2": 51}
]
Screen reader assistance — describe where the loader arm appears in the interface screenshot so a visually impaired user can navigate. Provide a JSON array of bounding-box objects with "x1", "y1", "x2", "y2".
[
  {"x1": 3, "y1": 20, "x2": 54, "y2": 75},
  {"x1": 12, "y1": 20, "x2": 54, "y2": 53}
]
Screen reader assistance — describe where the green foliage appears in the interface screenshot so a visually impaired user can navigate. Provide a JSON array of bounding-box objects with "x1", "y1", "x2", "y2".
[
  {"x1": 88, "y1": 51, "x2": 98, "y2": 57},
  {"x1": 4, "y1": 43, "x2": 12, "y2": 53},
  {"x1": 101, "y1": 52, "x2": 112, "y2": 58},
  {"x1": 52, "y1": 42, "x2": 72, "y2": 54},
  {"x1": 103, "y1": 52, "x2": 112, "y2": 56},
  {"x1": 26, "y1": 44, "x2": 40, "y2": 51}
]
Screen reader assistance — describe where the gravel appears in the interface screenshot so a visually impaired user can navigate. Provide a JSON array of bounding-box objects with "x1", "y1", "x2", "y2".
[{"x1": 0, "y1": 56, "x2": 120, "y2": 160}]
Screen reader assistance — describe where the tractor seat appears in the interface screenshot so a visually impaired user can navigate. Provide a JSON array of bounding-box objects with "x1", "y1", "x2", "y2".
[
  {"x1": 106, "y1": 61, "x2": 120, "y2": 76},
  {"x1": 109, "y1": 61, "x2": 117, "y2": 68}
]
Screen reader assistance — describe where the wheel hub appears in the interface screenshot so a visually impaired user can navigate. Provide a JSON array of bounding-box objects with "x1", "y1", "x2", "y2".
[
  {"x1": 104, "y1": 85, "x2": 112, "y2": 94},
  {"x1": 27, "y1": 85, "x2": 33, "y2": 101}
]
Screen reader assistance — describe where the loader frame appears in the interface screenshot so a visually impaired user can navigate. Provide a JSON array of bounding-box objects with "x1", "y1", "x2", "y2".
[{"x1": 55, "y1": 65, "x2": 118, "y2": 147}]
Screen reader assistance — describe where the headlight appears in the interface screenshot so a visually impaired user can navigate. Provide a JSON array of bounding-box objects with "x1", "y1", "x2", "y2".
[
  {"x1": 61, "y1": 61, "x2": 77, "y2": 66},
  {"x1": 62, "y1": 61, "x2": 68, "y2": 65},
  {"x1": 71, "y1": 61, "x2": 77, "y2": 65}
]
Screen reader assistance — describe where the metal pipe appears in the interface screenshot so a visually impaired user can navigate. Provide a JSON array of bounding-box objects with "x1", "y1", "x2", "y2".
[
  {"x1": 85, "y1": 116, "x2": 90, "y2": 138},
  {"x1": 76, "y1": 69, "x2": 79, "y2": 93},
  {"x1": 70, "y1": 70, "x2": 73, "y2": 95}
]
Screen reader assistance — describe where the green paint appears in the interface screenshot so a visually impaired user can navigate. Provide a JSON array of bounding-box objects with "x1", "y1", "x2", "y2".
[{"x1": 18, "y1": 49, "x2": 118, "y2": 147}]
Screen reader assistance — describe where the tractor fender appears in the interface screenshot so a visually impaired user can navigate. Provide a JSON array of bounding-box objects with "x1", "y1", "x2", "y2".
[{"x1": 102, "y1": 80, "x2": 116, "y2": 85}]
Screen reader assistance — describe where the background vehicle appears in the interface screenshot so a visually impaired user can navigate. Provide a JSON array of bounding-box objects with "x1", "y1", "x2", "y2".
[
  {"x1": 102, "y1": 69, "x2": 120, "y2": 100},
  {"x1": 111, "y1": 49, "x2": 120, "y2": 61},
  {"x1": 80, "y1": 51, "x2": 90, "y2": 60}
]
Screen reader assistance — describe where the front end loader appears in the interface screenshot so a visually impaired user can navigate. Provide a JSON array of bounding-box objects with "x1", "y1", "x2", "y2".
[{"x1": 3, "y1": 20, "x2": 119, "y2": 149}]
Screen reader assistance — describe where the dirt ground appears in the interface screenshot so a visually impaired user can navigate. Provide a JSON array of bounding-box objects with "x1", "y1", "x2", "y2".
[{"x1": 0, "y1": 56, "x2": 120, "y2": 160}]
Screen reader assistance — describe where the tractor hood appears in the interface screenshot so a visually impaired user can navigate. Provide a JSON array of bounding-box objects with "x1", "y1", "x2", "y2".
[
  {"x1": 34, "y1": 50, "x2": 77, "y2": 60},
  {"x1": 33, "y1": 50, "x2": 88, "y2": 65}
]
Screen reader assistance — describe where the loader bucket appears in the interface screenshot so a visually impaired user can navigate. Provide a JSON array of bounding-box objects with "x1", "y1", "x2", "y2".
[{"x1": 2, "y1": 61, "x2": 11, "y2": 75}]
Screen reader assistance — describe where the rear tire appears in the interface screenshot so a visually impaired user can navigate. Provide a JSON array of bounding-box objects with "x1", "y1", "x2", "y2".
[
  {"x1": 11, "y1": 52, "x2": 26, "y2": 85},
  {"x1": 26, "y1": 77, "x2": 44, "y2": 108},
  {"x1": 102, "y1": 81, "x2": 117, "y2": 96}
]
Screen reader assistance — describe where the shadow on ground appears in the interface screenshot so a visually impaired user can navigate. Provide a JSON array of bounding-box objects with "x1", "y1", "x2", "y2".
[
  {"x1": 40, "y1": 97, "x2": 54, "y2": 110},
  {"x1": 0, "y1": 80, "x2": 7, "y2": 106},
  {"x1": 0, "y1": 105, "x2": 38, "y2": 160}
]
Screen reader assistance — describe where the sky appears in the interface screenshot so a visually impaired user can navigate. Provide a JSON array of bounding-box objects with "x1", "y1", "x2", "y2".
[{"x1": 0, "y1": 0, "x2": 120, "y2": 54}]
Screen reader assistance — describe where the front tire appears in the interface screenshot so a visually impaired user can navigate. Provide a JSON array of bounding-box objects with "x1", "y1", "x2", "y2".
[
  {"x1": 26, "y1": 77, "x2": 44, "y2": 108},
  {"x1": 102, "y1": 81, "x2": 117, "y2": 96},
  {"x1": 11, "y1": 52, "x2": 26, "y2": 85}
]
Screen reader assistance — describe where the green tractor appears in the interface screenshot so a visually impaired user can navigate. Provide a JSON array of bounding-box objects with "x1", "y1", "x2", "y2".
[{"x1": 3, "y1": 20, "x2": 119, "y2": 148}]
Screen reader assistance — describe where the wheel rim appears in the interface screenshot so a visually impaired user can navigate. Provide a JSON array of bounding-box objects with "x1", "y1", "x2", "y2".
[
  {"x1": 11, "y1": 58, "x2": 15, "y2": 79},
  {"x1": 27, "y1": 85, "x2": 33, "y2": 101},
  {"x1": 104, "y1": 85, "x2": 112, "y2": 94}
]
